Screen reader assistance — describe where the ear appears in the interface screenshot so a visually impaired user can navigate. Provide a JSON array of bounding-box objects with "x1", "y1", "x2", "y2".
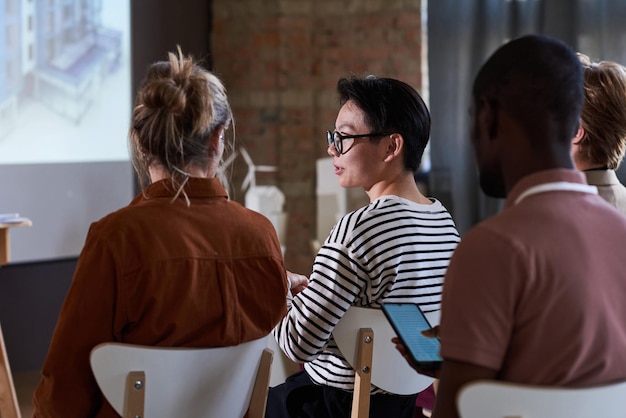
[
  {"x1": 572, "y1": 122, "x2": 585, "y2": 145},
  {"x1": 480, "y1": 97, "x2": 498, "y2": 140},
  {"x1": 209, "y1": 127, "x2": 225, "y2": 155},
  {"x1": 383, "y1": 133, "x2": 404, "y2": 163}
]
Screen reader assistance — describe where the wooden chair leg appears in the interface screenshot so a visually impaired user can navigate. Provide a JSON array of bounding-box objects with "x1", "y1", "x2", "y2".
[
  {"x1": 0, "y1": 323, "x2": 21, "y2": 418},
  {"x1": 351, "y1": 328, "x2": 374, "y2": 418},
  {"x1": 249, "y1": 348, "x2": 274, "y2": 418},
  {"x1": 124, "y1": 371, "x2": 145, "y2": 418}
]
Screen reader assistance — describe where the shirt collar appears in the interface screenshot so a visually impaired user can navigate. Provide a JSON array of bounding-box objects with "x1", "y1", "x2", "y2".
[
  {"x1": 136, "y1": 177, "x2": 229, "y2": 201},
  {"x1": 504, "y1": 169, "x2": 588, "y2": 209},
  {"x1": 584, "y1": 169, "x2": 621, "y2": 186}
]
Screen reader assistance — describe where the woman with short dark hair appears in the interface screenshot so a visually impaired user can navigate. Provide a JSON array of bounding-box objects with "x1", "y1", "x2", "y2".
[{"x1": 267, "y1": 75, "x2": 460, "y2": 418}]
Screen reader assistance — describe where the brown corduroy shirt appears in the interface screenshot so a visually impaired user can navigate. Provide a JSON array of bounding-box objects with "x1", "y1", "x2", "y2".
[{"x1": 32, "y1": 177, "x2": 288, "y2": 418}]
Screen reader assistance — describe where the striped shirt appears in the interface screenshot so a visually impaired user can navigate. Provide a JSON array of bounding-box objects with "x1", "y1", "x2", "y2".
[{"x1": 273, "y1": 195, "x2": 460, "y2": 393}]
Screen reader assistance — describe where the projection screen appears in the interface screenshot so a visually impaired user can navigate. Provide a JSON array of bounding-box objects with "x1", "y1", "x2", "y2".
[{"x1": 0, "y1": 0, "x2": 134, "y2": 263}]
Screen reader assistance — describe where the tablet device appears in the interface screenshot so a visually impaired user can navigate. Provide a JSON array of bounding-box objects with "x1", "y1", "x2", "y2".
[{"x1": 381, "y1": 302, "x2": 442, "y2": 371}]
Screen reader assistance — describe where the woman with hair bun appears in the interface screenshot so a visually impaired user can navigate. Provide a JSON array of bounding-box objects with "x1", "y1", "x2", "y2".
[{"x1": 32, "y1": 48, "x2": 288, "y2": 418}]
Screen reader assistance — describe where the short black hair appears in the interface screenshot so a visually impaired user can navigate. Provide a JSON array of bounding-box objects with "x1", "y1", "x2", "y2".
[
  {"x1": 473, "y1": 34, "x2": 583, "y2": 147},
  {"x1": 336, "y1": 75, "x2": 430, "y2": 172}
]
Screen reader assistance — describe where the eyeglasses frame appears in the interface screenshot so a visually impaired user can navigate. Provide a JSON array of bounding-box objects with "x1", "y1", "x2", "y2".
[{"x1": 326, "y1": 130, "x2": 392, "y2": 154}]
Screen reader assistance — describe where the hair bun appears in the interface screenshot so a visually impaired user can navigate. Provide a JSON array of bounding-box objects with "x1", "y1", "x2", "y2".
[{"x1": 141, "y1": 79, "x2": 187, "y2": 116}]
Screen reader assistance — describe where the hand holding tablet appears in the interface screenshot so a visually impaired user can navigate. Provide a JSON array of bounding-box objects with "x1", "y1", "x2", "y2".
[{"x1": 382, "y1": 303, "x2": 442, "y2": 373}]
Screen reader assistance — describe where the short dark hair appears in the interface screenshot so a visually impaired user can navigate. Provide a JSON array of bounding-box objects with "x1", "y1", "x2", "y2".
[
  {"x1": 336, "y1": 75, "x2": 430, "y2": 172},
  {"x1": 473, "y1": 34, "x2": 583, "y2": 147}
]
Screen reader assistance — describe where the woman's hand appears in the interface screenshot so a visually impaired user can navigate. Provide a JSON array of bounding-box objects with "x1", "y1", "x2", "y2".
[{"x1": 286, "y1": 271, "x2": 309, "y2": 295}]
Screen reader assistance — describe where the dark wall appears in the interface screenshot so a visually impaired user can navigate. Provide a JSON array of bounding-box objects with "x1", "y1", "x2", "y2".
[
  {"x1": 131, "y1": 0, "x2": 213, "y2": 99},
  {"x1": 0, "y1": 0, "x2": 213, "y2": 373},
  {"x1": 0, "y1": 258, "x2": 76, "y2": 371}
]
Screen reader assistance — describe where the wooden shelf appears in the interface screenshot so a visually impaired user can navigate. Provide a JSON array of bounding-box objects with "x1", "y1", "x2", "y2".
[{"x1": 0, "y1": 220, "x2": 32, "y2": 266}]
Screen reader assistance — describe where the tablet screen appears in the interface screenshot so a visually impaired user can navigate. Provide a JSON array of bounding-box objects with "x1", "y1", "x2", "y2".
[{"x1": 382, "y1": 303, "x2": 442, "y2": 364}]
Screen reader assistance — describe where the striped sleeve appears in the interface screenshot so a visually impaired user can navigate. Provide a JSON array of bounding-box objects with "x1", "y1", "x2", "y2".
[{"x1": 273, "y1": 240, "x2": 365, "y2": 362}]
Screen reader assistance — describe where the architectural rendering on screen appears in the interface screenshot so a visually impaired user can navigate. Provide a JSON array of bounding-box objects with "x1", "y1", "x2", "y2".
[{"x1": 0, "y1": 0, "x2": 130, "y2": 164}]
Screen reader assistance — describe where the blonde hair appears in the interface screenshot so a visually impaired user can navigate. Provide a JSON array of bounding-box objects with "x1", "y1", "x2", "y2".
[
  {"x1": 576, "y1": 53, "x2": 626, "y2": 169},
  {"x1": 129, "y1": 47, "x2": 233, "y2": 201}
]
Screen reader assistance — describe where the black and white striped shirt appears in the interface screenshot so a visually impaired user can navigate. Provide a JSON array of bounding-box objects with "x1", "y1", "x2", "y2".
[{"x1": 273, "y1": 195, "x2": 460, "y2": 392}]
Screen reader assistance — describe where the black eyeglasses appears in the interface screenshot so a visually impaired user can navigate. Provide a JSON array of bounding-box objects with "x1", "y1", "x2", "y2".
[{"x1": 326, "y1": 130, "x2": 392, "y2": 154}]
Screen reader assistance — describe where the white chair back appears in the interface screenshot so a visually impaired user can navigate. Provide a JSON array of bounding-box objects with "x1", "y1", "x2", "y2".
[
  {"x1": 333, "y1": 306, "x2": 434, "y2": 395},
  {"x1": 90, "y1": 336, "x2": 270, "y2": 418},
  {"x1": 457, "y1": 379, "x2": 626, "y2": 418}
]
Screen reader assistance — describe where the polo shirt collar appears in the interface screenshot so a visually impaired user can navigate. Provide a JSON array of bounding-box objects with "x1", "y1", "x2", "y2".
[{"x1": 505, "y1": 169, "x2": 587, "y2": 209}]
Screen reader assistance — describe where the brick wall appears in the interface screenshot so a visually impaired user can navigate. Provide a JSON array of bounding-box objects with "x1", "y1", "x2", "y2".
[{"x1": 212, "y1": 0, "x2": 425, "y2": 273}]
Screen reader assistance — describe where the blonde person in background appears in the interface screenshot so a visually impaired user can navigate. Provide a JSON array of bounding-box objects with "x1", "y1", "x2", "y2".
[
  {"x1": 32, "y1": 48, "x2": 288, "y2": 417},
  {"x1": 571, "y1": 53, "x2": 626, "y2": 215}
]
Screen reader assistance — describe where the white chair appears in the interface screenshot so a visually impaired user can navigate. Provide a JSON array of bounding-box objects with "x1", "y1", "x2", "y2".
[
  {"x1": 457, "y1": 379, "x2": 626, "y2": 418},
  {"x1": 333, "y1": 306, "x2": 435, "y2": 418},
  {"x1": 90, "y1": 336, "x2": 273, "y2": 418}
]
